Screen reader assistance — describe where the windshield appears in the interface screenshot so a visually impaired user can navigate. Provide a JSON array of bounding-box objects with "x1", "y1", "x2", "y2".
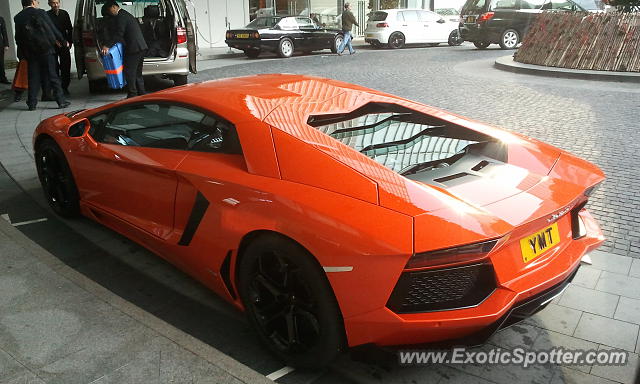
[{"x1": 245, "y1": 16, "x2": 281, "y2": 29}]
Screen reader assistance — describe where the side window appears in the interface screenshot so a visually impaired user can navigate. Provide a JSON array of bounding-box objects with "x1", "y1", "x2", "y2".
[
  {"x1": 91, "y1": 103, "x2": 241, "y2": 154},
  {"x1": 548, "y1": 0, "x2": 579, "y2": 10},
  {"x1": 419, "y1": 11, "x2": 441, "y2": 22},
  {"x1": 401, "y1": 11, "x2": 420, "y2": 22},
  {"x1": 296, "y1": 17, "x2": 315, "y2": 28},
  {"x1": 278, "y1": 17, "x2": 298, "y2": 30},
  {"x1": 521, "y1": 0, "x2": 546, "y2": 9}
]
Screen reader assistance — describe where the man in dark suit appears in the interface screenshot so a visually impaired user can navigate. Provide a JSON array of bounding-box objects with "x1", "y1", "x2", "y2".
[
  {"x1": 47, "y1": 0, "x2": 73, "y2": 95},
  {"x1": 101, "y1": 0, "x2": 148, "y2": 98},
  {"x1": 14, "y1": 0, "x2": 70, "y2": 110},
  {"x1": 0, "y1": 16, "x2": 10, "y2": 84}
]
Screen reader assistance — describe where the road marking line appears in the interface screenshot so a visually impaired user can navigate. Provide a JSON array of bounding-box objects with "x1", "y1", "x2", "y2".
[
  {"x1": 266, "y1": 366, "x2": 295, "y2": 381},
  {"x1": 11, "y1": 218, "x2": 48, "y2": 227}
]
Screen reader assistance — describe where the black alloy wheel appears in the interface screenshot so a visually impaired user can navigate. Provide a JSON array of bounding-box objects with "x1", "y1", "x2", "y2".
[
  {"x1": 473, "y1": 40, "x2": 491, "y2": 49},
  {"x1": 238, "y1": 234, "x2": 344, "y2": 368},
  {"x1": 448, "y1": 29, "x2": 463, "y2": 46},
  {"x1": 35, "y1": 139, "x2": 80, "y2": 217},
  {"x1": 388, "y1": 32, "x2": 405, "y2": 49}
]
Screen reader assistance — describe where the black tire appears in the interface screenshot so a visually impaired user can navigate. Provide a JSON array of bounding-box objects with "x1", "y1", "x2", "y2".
[
  {"x1": 88, "y1": 79, "x2": 106, "y2": 94},
  {"x1": 388, "y1": 32, "x2": 405, "y2": 49},
  {"x1": 331, "y1": 34, "x2": 343, "y2": 53},
  {"x1": 448, "y1": 30, "x2": 463, "y2": 46},
  {"x1": 473, "y1": 41, "x2": 491, "y2": 49},
  {"x1": 173, "y1": 74, "x2": 188, "y2": 86},
  {"x1": 244, "y1": 49, "x2": 260, "y2": 59},
  {"x1": 238, "y1": 234, "x2": 345, "y2": 368},
  {"x1": 277, "y1": 38, "x2": 294, "y2": 58},
  {"x1": 34, "y1": 138, "x2": 80, "y2": 218},
  {"x1": 499, "y1": 28, "x2": 520, "y2": 50}
]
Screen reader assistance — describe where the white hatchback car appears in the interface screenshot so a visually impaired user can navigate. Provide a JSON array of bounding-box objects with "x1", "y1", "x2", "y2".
[{"x1": 364, "y1": 9, "x2": 460, "y2": 49}]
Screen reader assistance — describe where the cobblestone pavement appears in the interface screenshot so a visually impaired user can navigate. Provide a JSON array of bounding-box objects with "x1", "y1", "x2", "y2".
[{"x1": 191, "y1": 45, "x2": 640, "y2": 260}]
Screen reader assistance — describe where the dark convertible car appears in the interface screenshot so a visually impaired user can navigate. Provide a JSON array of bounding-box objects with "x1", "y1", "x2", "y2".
[{"x1": 225, "y1": 16, "x2": 343, "y2": 58}]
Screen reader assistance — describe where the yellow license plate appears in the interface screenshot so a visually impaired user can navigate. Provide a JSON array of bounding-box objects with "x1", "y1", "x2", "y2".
[
  {"x1": 236, "y1": 33, "x2": 250, "y2": 38},
  {"x1": 520, "y1": 222, "x2": 561, "y2": 263},
  {"x1": 466, "y1": 16, "x2": 476, "y2": 23}
]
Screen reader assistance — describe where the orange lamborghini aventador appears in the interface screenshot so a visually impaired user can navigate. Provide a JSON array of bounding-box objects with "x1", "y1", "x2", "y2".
[{"x1": 33, "y1": 74, "x2": 605, "y2": 368}]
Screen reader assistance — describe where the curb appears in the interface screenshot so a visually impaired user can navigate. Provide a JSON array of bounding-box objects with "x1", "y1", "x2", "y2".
[{"x1": 494, "y1": 55, "x2": 640, "y2": 83}]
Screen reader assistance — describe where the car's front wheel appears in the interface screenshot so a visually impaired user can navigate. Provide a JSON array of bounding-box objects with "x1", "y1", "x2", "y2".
[
  {"x1": 499, "y1": 28, "x2": 520, "y2": 49},
  {"x1": 278, "y1": 38, "x2": 295, "y2": 58},
  {"x1": 238, "y1": 234, "x2": 345, "y2": 368},
  {"x1": 331, "y1": 34, "x2": 344, "y2": 53},
  {"x1": 35, "y1": 138, "x2": 80, "y2": 218},
  {"x1": 388, "y1": 32, "x2": 405, "y2": 49},
  {"x1": 473, "y1": 41, "x2": 491, "y2": 49}
]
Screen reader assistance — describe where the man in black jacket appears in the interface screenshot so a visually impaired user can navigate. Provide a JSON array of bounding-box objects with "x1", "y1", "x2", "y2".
[
  {"x1": 14, "y1": 0, "x2": 70, "y2": 110},
  {"x1": 0, "y1": 16, "x2": 10, "y2": 84},
  {"x1": 47, "y1": 0, "x2": 73, "y2": 95},
  {"x1": 101, "y1": 0, "x2": 148, "y2": 98}
]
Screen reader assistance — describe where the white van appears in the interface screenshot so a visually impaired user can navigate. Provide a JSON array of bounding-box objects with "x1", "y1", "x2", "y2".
[{"x1": 73, "y1": 0, "x2": 197, "y2": 92}]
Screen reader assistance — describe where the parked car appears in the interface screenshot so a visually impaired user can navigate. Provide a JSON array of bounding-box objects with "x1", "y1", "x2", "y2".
[
  {"x1": 225, "y1": 16, "x2": 343, "y2": 58},
  {"x1": 33, "y1": 74, "x2": 604, "y2": 368},
  {"x1": 365, "y1": 9, "x2": 461, "y2": 49},
  {"x1": 73, "y1": 0, "x2": 197, "y2": 92},
  {"x1": 459, "y1": 0, "x2": 591, "y2": 49}
]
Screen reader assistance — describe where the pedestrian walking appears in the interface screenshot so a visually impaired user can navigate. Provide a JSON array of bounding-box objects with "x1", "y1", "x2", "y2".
[
  {"x1": 101, "y1": 1, "x2": 148, "y2": 98},
  {"x1": 0, "y1": 16, "x2": 10, "y2": 84},
  {"x1": 14, "y1": 0, "x2": 70, "y2": 110},
  {"x1": 47, "y1": 0, "x2": 73, "y2": 95},
  {"x1": 337, "y1": 2, "x2": 358, "y2": 56}
]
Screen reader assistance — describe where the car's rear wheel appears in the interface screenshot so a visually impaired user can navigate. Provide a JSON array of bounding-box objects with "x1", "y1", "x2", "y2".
[
  {"x1": 448, "y1": 30, "x2": 463, "y2": 46},
  {"x1": 278, "y1": 38, "x2": 294, "y2": 58},
  {"x1": 473, "y1": 41, "x2": 491, "y2": 49},
  {"x1": 499, "y1": 28, "x2": 520, "y2": 49},
  {"x1": 388, "y1": 32, "x2": 405, "y2": 49},
  {"x1": 173, "y1": 74, "x2": 188, "y2": 86},
  {"x1": 35, "y1": 138, "x2": 80, "y2": 218},
  {"x1": 238, "y1": 234, "x2": 345, "y2": 368},
  {"x1": 244, "y1": 48, "x2": 261, "y2": 58},
  {"x1": 331, "y1": 34, "x2": 343, "y2": 53}
]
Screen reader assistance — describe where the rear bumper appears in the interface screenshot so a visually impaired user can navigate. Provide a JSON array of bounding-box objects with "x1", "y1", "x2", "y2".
[
  {"x1": 459, "y1": 23, "x2": 501, "y2": 43},
  {"x1": 365, "y1": 31, "x2": 390, "y2": 45},
  {"x1": 225, "y1": 39, "x2": 279, "y2": 52},
  {"x1": 84, "y1": 48, "x2": 190, "y2": 80},
  {"x1": 343, "y1": 209, "x2": 604, "y2": 347}
]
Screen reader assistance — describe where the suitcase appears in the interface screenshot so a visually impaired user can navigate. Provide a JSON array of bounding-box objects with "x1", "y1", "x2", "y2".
[{"x1": 102, "y1": 43, "x2": 127, "y2": 89}]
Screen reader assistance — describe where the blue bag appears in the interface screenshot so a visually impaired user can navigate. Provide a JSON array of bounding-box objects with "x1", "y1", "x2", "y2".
[{"x1": 101, "y1": 43, "x2": 127, "y2": 89}]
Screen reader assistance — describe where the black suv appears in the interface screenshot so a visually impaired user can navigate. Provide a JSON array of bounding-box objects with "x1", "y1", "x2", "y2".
[{"x1": 459, "y1": 0, "x2": 598, "y2": 49}]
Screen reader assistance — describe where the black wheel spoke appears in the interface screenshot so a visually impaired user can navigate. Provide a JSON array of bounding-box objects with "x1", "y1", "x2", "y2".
[{"x1": 255, "y1": 273, "x2": 284, "y2": 298}]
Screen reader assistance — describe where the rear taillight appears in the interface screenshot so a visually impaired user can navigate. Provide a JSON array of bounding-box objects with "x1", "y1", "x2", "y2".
[
  {"x1": 225, "y1": 31, "x2": 231, "y2": 39},
  {"x1": 82, "y1": 31, "x2": 95, "y2": 47},
  {"x1": 376, "y1": 22, "x2": 389, "y2": 27},
  {"x1": 177, "y1": 27, "x2": 187, "y2": 44},
  {"x1": 252, "y1": 31, "x2": 260, "y2": 39},
  {"x1": 477, "y1": 12, "x2": 495, "y2": 23},
  {"x1": 406, "y1": 239, "x2": 498, "y2": 269}
]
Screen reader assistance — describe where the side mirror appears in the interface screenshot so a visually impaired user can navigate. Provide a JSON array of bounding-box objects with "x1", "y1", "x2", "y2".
[
  {"x1": 68, "y1": 118, "x2": 91, "y2": 138},
  {"x1": 437, "y1": 18, "x2": 446, "y2": 24}
]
